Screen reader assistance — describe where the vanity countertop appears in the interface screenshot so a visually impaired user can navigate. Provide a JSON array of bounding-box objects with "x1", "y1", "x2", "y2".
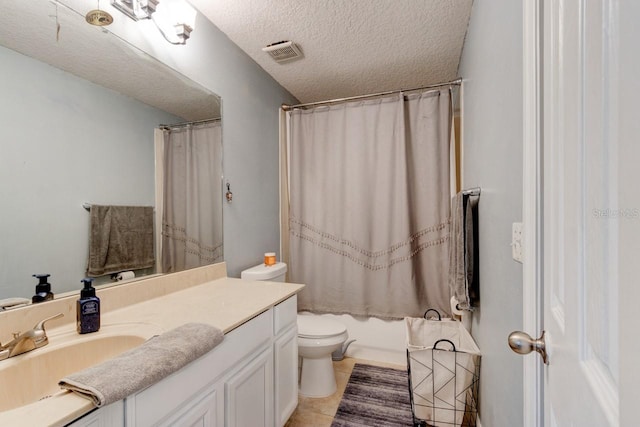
[{"x1": 0, "y1": 264, "x2": 304, "y2": 427}]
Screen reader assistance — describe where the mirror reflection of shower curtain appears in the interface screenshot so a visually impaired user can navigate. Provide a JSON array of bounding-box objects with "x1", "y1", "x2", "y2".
[
  {"x1": 158, "y1": 122, "x2": 223, "y2": 273},
  {"x1": 286, "y1": 89, "x2": 452, "y2": 319}
]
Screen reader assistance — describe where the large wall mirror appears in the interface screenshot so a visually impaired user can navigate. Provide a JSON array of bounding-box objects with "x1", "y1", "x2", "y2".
[{"x1": 0, "y1": 0, "x2": 223, "y2": 301}]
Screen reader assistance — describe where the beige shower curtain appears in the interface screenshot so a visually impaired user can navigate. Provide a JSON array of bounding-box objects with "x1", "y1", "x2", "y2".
[
  {"x1": 160, "y1": 122, "x2": 223, "y2": 273},
  {"x1": 285, "y1": 89, "x2": 452, "y2": 319}
]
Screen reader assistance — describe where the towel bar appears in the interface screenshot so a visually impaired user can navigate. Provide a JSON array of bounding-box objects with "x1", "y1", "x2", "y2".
[
  {"x1": 82, "y1": 203, "x2": 155, "y2": 212},
  {"x1": 462, "y1": 187, "x2": 481, "y2": 197}
]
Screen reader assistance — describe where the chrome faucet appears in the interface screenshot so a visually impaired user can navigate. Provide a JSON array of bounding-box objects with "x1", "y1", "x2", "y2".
[{"x1": 0, "y1": 313, "x2": 64, "y2": 361}]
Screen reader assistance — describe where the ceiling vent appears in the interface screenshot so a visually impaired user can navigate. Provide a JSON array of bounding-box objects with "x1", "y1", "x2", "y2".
[{"x1": 262, "y1": 41, "x2": 303, "y2": 63}]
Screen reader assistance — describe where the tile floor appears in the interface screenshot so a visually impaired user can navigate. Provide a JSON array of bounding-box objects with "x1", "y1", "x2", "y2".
[{"x1": 284, "y1": 357, "x2": 406, "y2": 427}]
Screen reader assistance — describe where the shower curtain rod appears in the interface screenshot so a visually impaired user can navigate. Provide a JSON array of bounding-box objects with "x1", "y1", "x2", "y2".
[
  {"x1": 281, "y1": 78, "x2": 462, "y2": 111},
  {"x1": 159, "y1": 117, "x2": 221, "y2": 130}
]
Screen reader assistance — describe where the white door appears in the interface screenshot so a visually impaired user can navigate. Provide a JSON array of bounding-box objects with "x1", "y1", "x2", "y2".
[
  {"x1": 541, "y1": 0, "x2": 618, "y2": 424},
  {"x1": 518, "y1": 0, "x2": 640, "y2": 425}
]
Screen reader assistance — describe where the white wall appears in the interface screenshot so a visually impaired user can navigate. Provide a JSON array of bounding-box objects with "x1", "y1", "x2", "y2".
[
  {"x1": 457, "y1": 0, "x2": 524, "y2": 426},
  {"x1": 0, "y1": 46, "x2": 180, "y2": 297}
]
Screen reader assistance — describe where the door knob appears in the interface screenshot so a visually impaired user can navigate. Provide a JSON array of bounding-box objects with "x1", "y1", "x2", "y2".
[{"x1": 508, "y1": 330, "x2": 549, "y2": 364}]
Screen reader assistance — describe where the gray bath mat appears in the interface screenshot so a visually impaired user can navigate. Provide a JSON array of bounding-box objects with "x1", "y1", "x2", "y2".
[{"x1": 331, "y1": 363, "x2": 413, "y2": 427}]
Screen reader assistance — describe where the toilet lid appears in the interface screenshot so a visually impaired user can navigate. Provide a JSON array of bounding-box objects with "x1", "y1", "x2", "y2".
[{"x1": 297, "y1": 315, "x2": 347, "y2": 338}]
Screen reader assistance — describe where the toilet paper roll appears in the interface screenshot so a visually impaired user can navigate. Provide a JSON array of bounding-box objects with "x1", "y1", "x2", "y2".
[
  {"x1": 450, "y1": 296, "x2": 473, "y2": 332},
  {"x1": 450, "y1": 296, "x2": 466, "y2": 316},
  {"x1": 116, "y1": 271, "x2": 135, "y2": 281}
]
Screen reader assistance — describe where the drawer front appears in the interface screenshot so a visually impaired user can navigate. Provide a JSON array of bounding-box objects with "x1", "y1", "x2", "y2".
[{"x1": 274, "y1": 295, "x2": 297, "y2": 336}]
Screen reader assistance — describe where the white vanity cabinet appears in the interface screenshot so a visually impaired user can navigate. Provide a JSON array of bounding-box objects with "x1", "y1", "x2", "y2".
[
  {"x1": 224, "y1": 347, "x2": 274, "y2": 427},
  {"x1": 67, "y1": 401, "x2": 124, "y2": 427},
  {"x1": 117, "y1": 295, "x2": 298, "y2": 427},
  {"x1": 273, "y1": 297, "x2": 299, "y2": 427},
  {"x1": 156, "y1": 387, "x2": 220, "y2": 427}
]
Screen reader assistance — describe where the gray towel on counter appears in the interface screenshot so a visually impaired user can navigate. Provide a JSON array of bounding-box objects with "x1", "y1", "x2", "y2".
[
  {"x1": 87, "y1": 205, "x2": 155, "y2": 277},
  {"x1": 59, "y1": 323, "x2": 224, "y2": 407}
]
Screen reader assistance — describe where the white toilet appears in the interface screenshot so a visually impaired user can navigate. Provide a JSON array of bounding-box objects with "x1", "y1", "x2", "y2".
[
  {"x1": 241, "y1": 262, "x2": 348, "y2": 398},
  {"x1": 296, "y1": 313, "x2": 348, "y2": 397}
]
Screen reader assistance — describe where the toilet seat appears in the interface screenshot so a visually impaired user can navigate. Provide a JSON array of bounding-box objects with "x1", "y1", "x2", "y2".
[{"x1": 297, "y1": 315, "x2": 347, "y2": 339}]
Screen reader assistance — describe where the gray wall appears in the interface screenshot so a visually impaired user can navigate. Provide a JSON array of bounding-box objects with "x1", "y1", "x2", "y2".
[
  {"x1": 116, "y1": 13, "x2": 299, "y2": 278},
  {"x1": 192, "y1": 16, "x2": 300, "y2": 277},
  {"x1": 457, "y1": 0, "x2": 524, "y2": 425},
  {"x1": 0, "y1": 46, "x2": 181, "y2": 297}
]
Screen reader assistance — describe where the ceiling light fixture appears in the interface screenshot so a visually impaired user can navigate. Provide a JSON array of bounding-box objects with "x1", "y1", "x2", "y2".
[
  {"x1": 169, "y1": 22, "x2": 193, "y2": 44},
  {"x1": 109, "y1": 0, "x2": 196, "y2": 45},
  {"x1": 110, "y1": 0, "x2": 158, "y2": 20},
  {"x1": 151, "y1": 0, "x2": 197, "y2": 45}
]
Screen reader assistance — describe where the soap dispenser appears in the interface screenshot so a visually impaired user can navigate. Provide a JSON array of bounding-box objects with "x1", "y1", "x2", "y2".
[
  {"x1": 77, "y1": 278, "x2": 100, "y2": 334},
  {"x1": 32, "y1": 274, "x2": 54, "y2": 303}
]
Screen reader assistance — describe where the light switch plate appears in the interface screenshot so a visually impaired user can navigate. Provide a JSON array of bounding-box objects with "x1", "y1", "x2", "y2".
[{"x1": 512, "y1": 222, "x2": 523, "y2": 263}]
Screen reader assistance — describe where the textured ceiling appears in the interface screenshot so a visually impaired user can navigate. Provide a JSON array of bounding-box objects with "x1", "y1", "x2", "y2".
[
  {"x1": 0, "y1": 1, "x2": 472, "y2": 113},
  {"x1": 0, "y1": 0, "x2": 220, "y2": 121},
  {"x1": 190, "y1": 0, "x2": 473, "y2": 104}
]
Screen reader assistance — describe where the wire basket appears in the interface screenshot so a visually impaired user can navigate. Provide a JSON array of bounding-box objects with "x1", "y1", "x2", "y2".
[{"x1": 405, "y1": 310, "x2": 481, "y2": 427}]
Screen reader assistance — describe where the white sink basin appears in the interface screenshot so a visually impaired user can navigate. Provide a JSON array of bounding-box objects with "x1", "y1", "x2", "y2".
[{"x1": 0, "y1": 323, "x2": 161, "y2": 412}]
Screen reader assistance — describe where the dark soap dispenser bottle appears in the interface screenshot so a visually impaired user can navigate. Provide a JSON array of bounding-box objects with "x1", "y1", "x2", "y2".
[
  {"x1": 77, "y1": 278, "x2": 100, "y2": 334},
  {"x1": 32, "y1": 274, "x2": 54, "y2": 303}
]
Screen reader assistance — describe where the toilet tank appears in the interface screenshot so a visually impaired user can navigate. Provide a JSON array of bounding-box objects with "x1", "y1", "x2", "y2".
[{"x1": 240, "y1": 262, "x2": 287, "y2": 282}]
